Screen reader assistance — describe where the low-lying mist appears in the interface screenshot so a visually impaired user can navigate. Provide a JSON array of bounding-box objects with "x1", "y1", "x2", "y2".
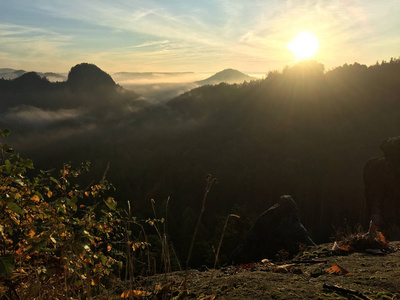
[{"x1": 111, "y1": 72, "x2": 212, "y2": 103}]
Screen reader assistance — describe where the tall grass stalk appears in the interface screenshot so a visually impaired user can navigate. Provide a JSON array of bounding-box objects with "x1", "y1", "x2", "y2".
[
  {"x1": 209, "y1": 214, "x2": 240, "y2": 284},
  {"x1": 170, "y1": 242, "x2": 182, "y2": 271},
  {"x1": 150, "y1": 199, "x2": 171, "y2": 274},
  {"x1": 184, "y1": 174, "x2": 217, "y2": 290},
  {"x1": 164, "y1": 196, "x2": 172, "y2": 273}
]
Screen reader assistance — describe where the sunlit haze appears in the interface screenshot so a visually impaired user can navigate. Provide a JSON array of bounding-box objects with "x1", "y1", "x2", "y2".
[{"x1": 1, "y1": 1, "x2": 400, "y2": 73}]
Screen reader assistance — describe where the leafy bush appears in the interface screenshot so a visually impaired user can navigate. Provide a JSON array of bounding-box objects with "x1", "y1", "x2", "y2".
[{"x1": 0, "y1": 129, "x2": 125, "y2": 298}]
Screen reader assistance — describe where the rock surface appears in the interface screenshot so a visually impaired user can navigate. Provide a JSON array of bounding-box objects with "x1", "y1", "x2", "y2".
[
  {"x1": 230, "y1": 195, "x2": 315, "y2": 263},
  {"x1": 364, "y1": 136, "x2": 400, "y2": 240}
]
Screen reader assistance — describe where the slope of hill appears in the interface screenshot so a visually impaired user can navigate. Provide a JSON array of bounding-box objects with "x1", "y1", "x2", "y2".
[{"x1": 195, "y1": 68, "x2": 257, "y2": 85}]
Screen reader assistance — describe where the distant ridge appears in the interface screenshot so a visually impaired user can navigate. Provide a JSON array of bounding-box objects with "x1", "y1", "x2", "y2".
[
  {"x1": 0, "y1": 68, "x2": 67, "y2": 81},
  {"x1": 195, "y1": 68, "x2": 257, "y2": 85}
]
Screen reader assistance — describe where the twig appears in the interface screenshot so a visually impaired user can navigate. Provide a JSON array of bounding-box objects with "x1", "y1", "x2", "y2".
[
  {"x1": 101, "y1": 161, "x2": 110, "y2": 182},
  {"x1": 323, "y1": 284, "x2": 373, "y2": 300},
  {"x1": 291, "y1": 260, "x2": 327, "y2": 264},
  {"x1": 170, "y1": 242, "x2": 182, "y2": 271}
]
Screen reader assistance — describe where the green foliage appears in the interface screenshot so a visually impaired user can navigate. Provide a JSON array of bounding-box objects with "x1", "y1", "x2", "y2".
[
  {"x1": 0, "y1": 254, "x2": 14, "y2": 278},
  {"x1": 0, "y1": 130, "x2": 127, "y2": 298},
  {"x1": 0, "y1": 129, "x2": 10, "y2": 139}
]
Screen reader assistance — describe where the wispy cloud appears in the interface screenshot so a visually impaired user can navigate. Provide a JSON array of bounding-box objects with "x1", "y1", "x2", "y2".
[
  {"x1": 127, "y1": 40, "x2": 170, "y2": 49},
  {"x1": 0, "y1": 22, "x2": 74, "y2": 71},
  {"x1": 1, "y1": 0, "x2": 399, "y2": 73}
]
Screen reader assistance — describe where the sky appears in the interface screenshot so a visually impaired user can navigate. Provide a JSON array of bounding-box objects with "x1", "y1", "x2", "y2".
[{"x1": 1, "y1": 0, "x2": 400, "y2": 74}]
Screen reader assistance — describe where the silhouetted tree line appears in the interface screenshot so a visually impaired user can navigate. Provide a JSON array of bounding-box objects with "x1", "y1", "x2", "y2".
[{"x1": 1, "y1": 58, "x2": 400, "y2": 267}]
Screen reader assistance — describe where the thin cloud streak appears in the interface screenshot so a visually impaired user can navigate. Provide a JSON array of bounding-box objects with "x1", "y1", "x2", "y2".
[{"x1": 0, "y1": 1, "x2": 399, "y2": 73}]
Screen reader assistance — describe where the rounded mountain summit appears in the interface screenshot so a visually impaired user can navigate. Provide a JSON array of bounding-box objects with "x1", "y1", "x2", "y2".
[
  {"x1": 67, "y1": 63, "x2": 117, "y2": 92},
  {"x1": 195, "y1": 69, "x2": 257, "y2": 85}
]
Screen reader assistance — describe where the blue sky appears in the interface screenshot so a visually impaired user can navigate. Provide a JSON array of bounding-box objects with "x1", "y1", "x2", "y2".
[{"x1": 1, "y1": 0, "x2": 399, "y2": 73}]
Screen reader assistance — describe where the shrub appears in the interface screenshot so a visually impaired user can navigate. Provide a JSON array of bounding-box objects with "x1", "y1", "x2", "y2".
[{"x1": 0, "y1": 129, "x2": 124, "y2": 298}]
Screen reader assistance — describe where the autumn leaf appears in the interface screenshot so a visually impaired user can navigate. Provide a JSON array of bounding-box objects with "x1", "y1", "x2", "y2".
[
  {"x1": 154, "y1": 281, "x2": 174, "y2": 293},
  {"x1": 132, "y1": 242, "x2": 148, "y2": 252},
  {"x1": 199, "y1": 296, "x2": 216, "y2": 300},
  {"x1": 377, "y1": 231, "x2": 387, "y2": 244},
  {"x1": 10, "y1": 215, "x2": 20, "y2": 225},
  {"x1": 30, "y1": 195, "x2": 40, "y2": 203},
  {"x1": 107, "y1": 244, "x2": 112, "y2": 252},
  {"x1": 326, "y1": 263, "x2": 351, "y2": 275},
  {"x1": 121, "y1": 290, "x2": 151, "y2": 298},
  {"x1": 339, "y1": 242, "x2": 352, "y2": 251}
]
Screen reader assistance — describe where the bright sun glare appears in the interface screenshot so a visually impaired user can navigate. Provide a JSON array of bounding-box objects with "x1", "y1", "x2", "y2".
[{"x1": 288, "y1": 31, "x2": 319, "y2": 60}]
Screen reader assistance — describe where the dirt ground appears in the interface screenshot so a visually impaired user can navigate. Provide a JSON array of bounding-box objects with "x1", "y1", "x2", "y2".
[{"x1": 120, "y1": 241, "x2": 400, "y2": 299}]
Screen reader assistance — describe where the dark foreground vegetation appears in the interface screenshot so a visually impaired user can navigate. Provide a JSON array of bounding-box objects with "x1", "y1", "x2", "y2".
[
  {"x1": 1, "y1": 58, "x2": 400, "y2": 297},
  {"x1": 2, "y1": 130, "x2": 399, "y2": 299}
]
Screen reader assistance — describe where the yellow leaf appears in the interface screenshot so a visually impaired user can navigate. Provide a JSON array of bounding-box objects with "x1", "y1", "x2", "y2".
[
  {"x1": 107, "y1": 244, "x2": 112, "y2": 252},
  {"x1": 121, "y1": 290, "x2": 151, "y2": 298},
  {"x1": 10, "y1": 215, "x2": 20, "y2": 225},
  {"x1": 132, "y1": 242, "x2": 141, "y2": 252},
  {"x1": 31, "y1": 195, "x2": 40, "y2": 203},
  {"x1": 29, "y1": 229, "x2": 35, "y2": 238},
  {"x1": 30, "y1": 195, "x2": 40, "y2": 203}
]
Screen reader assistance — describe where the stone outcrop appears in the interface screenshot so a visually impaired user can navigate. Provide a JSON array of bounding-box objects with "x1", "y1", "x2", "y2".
[
  {"x1": 230, "y1": 195, "x2": 315, "y2": 264},
  {"x1": 364, "y1": 136, "x2": 400, "y2": 240}
]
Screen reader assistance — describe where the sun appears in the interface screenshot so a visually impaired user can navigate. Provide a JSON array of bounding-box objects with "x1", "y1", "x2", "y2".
[{"x1": 288, "y1": 31, "x2": 319, "y2": 60}]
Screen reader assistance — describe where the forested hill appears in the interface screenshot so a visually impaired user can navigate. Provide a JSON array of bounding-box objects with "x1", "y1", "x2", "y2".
[
  {"x1": 195, "y1": 68, "x2": 256, "y2": 85},
  {"x1": 2, "y1": 58, "x2": 400, "y2": 266}
]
